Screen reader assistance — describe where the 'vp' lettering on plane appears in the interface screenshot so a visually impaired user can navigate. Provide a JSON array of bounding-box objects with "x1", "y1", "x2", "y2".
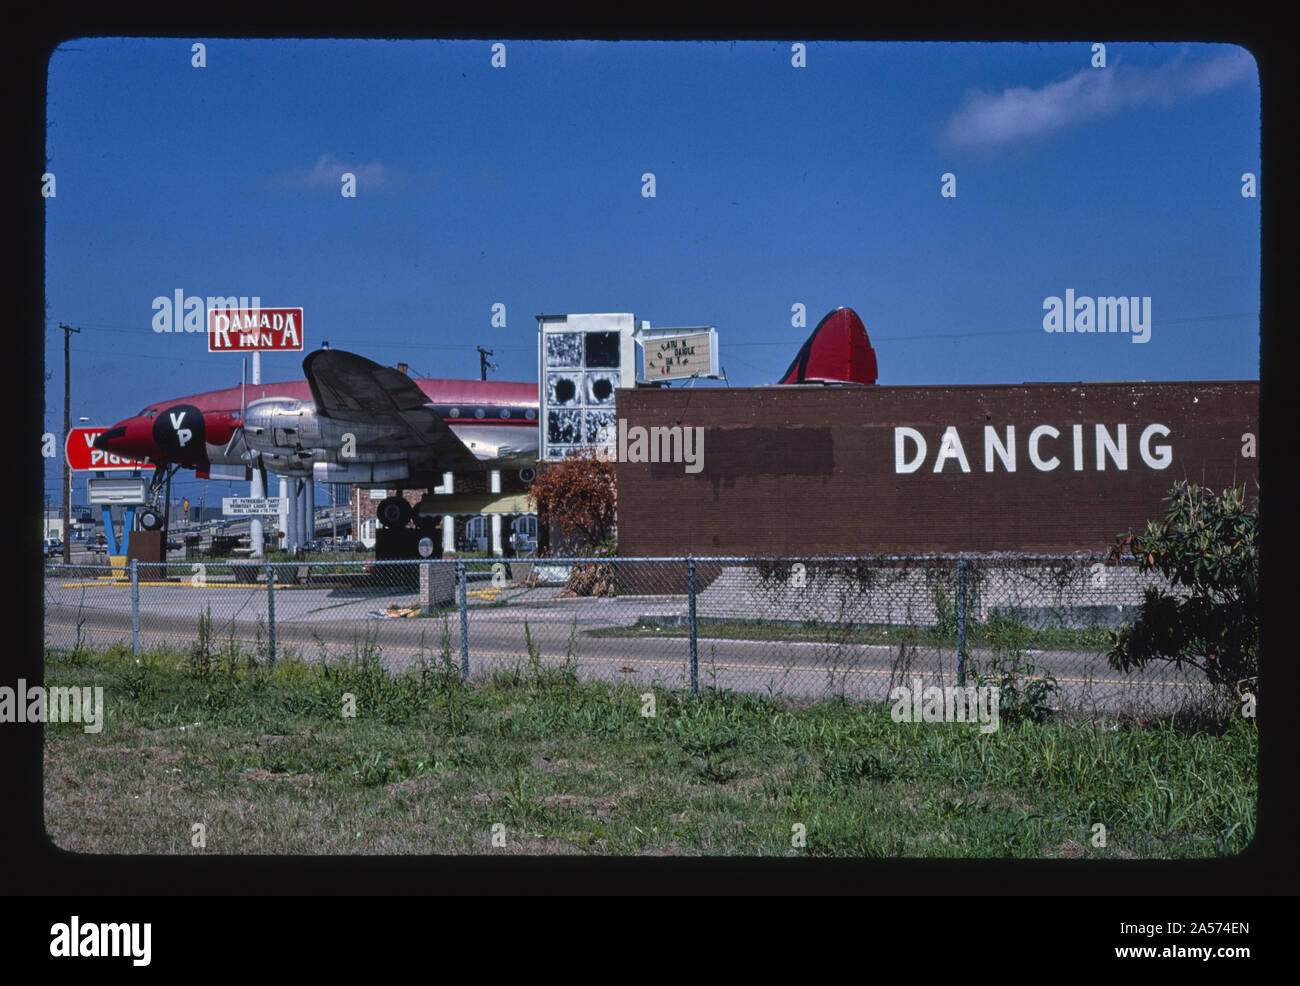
[{"x1": 169, "y1": 411, "x2": 192, "y2": 447}]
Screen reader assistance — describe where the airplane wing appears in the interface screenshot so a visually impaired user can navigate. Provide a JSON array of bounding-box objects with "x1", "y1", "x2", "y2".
[{"x1": 302, "y1": 349, "x2": 481, "y2": 471}]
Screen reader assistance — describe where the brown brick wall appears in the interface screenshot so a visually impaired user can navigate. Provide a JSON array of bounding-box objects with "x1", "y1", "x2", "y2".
[{"x1": 614, "y1": 381, "x2": 1259, "y2": 557}]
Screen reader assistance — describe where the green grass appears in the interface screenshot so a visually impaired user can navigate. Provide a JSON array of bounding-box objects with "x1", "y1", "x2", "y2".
[{"x1": 42, "y1": 640, "x2": 1256, "y2": 857}]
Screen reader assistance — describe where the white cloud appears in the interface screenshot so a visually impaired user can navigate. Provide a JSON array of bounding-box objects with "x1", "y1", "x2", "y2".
[
  {"x1": 278, "y1": 153, "x2": 396, "y2": 190},
  {"x1": 942, "y1": 48, "x2": 1256, "y2": 150}
]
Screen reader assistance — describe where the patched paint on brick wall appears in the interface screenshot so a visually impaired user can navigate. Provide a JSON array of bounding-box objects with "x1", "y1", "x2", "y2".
[{"x1": 614, "y1": 381, "x2": 1259, "y2": 557}]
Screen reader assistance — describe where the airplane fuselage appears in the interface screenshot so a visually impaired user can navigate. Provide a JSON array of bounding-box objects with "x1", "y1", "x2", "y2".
[{"x1": 97, "y1": 376, "x2": 540, "y2": 484}]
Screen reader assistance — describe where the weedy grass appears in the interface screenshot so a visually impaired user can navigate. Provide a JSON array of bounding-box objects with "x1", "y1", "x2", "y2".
[{"x1": 42, "y1": 641, "x2": 1256, "y2": 857}]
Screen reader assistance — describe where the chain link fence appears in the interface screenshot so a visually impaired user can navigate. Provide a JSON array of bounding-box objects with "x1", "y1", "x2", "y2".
[{"x1": 43, "y1": 554, "x2": 1213, "y2": 715}]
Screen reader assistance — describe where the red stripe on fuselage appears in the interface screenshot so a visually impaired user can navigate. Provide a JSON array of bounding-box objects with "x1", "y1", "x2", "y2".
[{"x1": 139, "y1": 379, "x2": 539, "y2": 416}]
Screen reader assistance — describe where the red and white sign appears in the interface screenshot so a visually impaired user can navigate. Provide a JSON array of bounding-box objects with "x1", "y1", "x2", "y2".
[
  {"x1": 207, "y1": 307, "x2": 304, "y2": 352},
  {"x1": 65, "y1": 428, "x2": 156, "y2": 472}
]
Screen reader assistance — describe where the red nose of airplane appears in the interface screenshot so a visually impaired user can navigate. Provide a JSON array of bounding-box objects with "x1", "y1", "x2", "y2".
[
  {"x1": 92, "y1": 417, "x2": 157, "y2": 461},
  {"x1": 92, "y1": 408, "x2": 239, "y2": 464}
]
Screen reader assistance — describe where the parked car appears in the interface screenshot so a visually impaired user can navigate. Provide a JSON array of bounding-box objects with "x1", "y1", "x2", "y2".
[{"x1": 43, "y1": 538, "x2": 63, "y2": 556}]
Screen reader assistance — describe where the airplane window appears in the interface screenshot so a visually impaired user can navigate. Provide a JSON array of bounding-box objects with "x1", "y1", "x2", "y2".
[
  {"x1": 448, "y1": 408, "x2": 460, "y2": 417},
  {"x1": 525, "y1": 409, "x2": 536, "y2": 420},
  {"x1": 499, "y1": 408, "x2": 510, "y2": 419},
  {"x1": 474, "y1": 408, "x2": 485, "y2": 418}
]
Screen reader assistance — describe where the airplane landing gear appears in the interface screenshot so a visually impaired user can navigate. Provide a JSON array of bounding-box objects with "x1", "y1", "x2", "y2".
[
  {"x1": 139, "y1": 464, "x2": 180, "y2": 532},
  {"x1": 376, "y1": 495, "x2": 413, "y2": 529}
]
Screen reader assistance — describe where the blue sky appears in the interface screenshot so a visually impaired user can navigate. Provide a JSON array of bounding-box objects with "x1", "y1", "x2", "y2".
[{"x1": 43, "y1": 39, "x2": 1260, "y2": 505}]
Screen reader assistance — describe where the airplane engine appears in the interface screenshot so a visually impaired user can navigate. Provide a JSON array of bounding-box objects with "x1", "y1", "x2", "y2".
[
  {"x1": 241, "y1": 397, "x2": 323, "y2": 475},
  {"x1": 243, "y1": 397, "x2": 321, "y2": 451}
]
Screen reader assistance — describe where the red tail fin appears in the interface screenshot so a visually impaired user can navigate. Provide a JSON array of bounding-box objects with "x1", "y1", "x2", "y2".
[{"x1": 779, "y1": 307, "x2": 878, "y2": 385}]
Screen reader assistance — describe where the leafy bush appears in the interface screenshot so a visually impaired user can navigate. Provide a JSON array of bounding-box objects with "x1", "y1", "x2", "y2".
[
  {"x1": 974, "y1": 610, "x2": 1059, "y2": 725},
  {"x1": 528, "y1": 449, "x2": 616, "y2": 555},
  {"x1": 1107, "y1": 482, "x2": 1258, "y2": 690}
]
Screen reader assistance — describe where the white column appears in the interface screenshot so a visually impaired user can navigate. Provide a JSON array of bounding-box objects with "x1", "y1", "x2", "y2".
[
  {"x1": 249, "y1": 468, "x2": 264, "y2": 559},
  {"x1": 489, "y1": 469, "x2": 503, "y2": 556},
  {"x1": 441, "y1": 472, "x2": 455, "y2": 554},
  {"x1": 305, "y1": 480, "x2": 315, "y2": 546},
  {"x1": 278, "y1": 476, "x2": 289, "y2": 550},
  {"x1": 287, "y1": 480, "x2": 296, "y2": 553}
]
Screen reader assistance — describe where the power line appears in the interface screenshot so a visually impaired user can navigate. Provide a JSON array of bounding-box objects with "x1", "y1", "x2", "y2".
[
  {"x1": 722, "y1": 312, "x2": 1261, "y2": 346},
  {"x1": 46, "y1": 320, "x2": 534, "y2": 352}
]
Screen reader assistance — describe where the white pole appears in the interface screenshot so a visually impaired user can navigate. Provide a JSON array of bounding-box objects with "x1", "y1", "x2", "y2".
[
  {"x1": 489, "y1": 469, "x2": 503, "y2": 556},
  {"x1": 306, "y1": 480, "x2": 315, "y2": 547},
  {"x1": 248, "y1": 353, "x2": 264, "y2": 558},
  {"x1": 441, "y1": 472, "x2": 456, "y2": 554},
  {"x1": 249, "y1": 469, "x2": 264, "y2": 559},
  {"x1": 279, "y1": 476, "x2": 289, "y2": 550}
]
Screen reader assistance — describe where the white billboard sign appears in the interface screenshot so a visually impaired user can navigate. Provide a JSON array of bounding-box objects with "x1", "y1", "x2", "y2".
[
  {"x1": 638, "y1": 327, "x2": 719, "y2": 381},
  {"x1": 222, "y1": 497, "x2": 283, "y2": 516},
  {"x1": 87, "y1": 477, "x2": 149, "y2": 505}
]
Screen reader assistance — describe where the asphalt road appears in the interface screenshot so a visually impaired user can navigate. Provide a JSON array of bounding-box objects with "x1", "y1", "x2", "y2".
[{"x1": 44, "y1": 576, "x2": 1210, "y2": 713}]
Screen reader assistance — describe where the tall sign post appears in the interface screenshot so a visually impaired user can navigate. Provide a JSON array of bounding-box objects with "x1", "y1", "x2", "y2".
[
  {"x1": 66, "y1": 427, "x2": 155, "y2": 557},
  {"x1": 60, "y1": 323, "x2": 80, "y2": 563},
  {"x1": 208, "y1": 306, "x2": 303, "y2": 557}
]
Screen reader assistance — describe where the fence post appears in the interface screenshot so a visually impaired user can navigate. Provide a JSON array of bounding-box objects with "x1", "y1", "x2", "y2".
[
  {"x1": 266, "y1": 562, "x2": 276, "y2": 665},
  {"x1": 956, "y1": 558, "x2": 968, "y2": 686},
  {"x1": 458, "y1": 558, "x2": 469, "y2": 680},
  {"x1": 130, "y1": 558, "x2": 139, "y2": 657},
  {"x1": 687, "y1": 557, "x2": 698, "y2": 696}
]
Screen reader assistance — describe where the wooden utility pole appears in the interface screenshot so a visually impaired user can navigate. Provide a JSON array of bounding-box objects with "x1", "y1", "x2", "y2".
[{"x1": 60, "y1": 324, "x2": 80, "y2": 564}]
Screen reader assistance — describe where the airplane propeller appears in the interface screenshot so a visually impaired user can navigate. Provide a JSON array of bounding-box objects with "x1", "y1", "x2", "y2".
[{"x1": 222, "y1": 363, "x2": 268, "y2": 498}]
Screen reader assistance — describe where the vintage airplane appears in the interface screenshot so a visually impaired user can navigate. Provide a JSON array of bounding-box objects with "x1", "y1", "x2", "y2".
[
  {"x1": 94, "y1": 349, "x2": 540, "y2": 530},
  {"x1": 94, "y1": 307, "x2": 877, "y2": 531}
]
